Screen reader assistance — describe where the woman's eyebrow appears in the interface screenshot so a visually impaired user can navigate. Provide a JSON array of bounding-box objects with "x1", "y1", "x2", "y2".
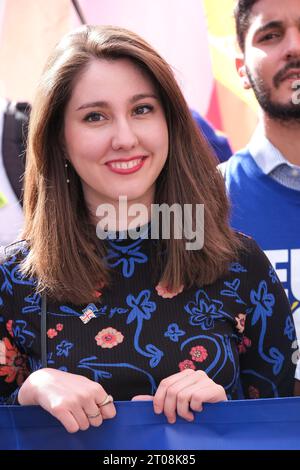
[
  {"x1": 129, "y1": 93, "x2": 159, "y2": 103},
  {"x1": 76, "y1": 101, "x2": 109, "y2": 111},
  {"x1": 76, "y1": 93, "x2": 159, "y2": 111}
]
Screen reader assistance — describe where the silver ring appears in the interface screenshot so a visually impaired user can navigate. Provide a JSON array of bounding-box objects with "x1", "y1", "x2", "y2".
[
  {"x1": 86, "y1": 411, "x2": 101, "y2": 419},
  {"x1": 99, "y1": 394, "x2": 114, "y2": 407}
]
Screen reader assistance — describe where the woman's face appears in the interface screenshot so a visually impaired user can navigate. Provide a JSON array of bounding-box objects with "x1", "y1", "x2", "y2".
[{"x1": 64, "y1": 58, "x2": 169, "y2": 214}]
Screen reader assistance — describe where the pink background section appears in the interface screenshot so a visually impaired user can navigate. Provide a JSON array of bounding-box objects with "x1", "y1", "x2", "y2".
[{"x1": 73, "y1": 0, "x2": 214, "y2": 116}]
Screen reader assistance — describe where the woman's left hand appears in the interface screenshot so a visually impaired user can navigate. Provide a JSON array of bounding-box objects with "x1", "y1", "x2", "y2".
[{"x1": 131, "y1": 369, "x2": 227, "y2": 423}]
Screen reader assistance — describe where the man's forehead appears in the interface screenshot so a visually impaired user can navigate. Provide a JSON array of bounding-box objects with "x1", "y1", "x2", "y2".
[{"x1": 250, "y1": 0, "x2": 300, "y2": 29}]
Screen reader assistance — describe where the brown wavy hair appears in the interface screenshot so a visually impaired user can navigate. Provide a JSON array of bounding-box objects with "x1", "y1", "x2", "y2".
[{"x1": 21, "y1": 24, "x2": 241, "y2": 304}]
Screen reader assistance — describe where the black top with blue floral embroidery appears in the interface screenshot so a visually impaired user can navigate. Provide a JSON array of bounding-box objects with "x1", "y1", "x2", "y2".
[{"x1": 0, "y1": 232, "x2": 296, "y2": 403}]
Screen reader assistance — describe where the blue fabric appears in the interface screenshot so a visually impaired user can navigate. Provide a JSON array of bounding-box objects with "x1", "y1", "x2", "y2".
[
  {"x1": 191, "y1": 110, "x2": 232, "y2": 163},
  {"x1": 1, "y1": 398, "x2": 300, "y2": 450}
]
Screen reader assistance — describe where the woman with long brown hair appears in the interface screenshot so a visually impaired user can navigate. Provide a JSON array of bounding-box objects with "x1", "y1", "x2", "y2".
[{"x1": 0, "y1": 25, "x2": 296, "y2": 433}]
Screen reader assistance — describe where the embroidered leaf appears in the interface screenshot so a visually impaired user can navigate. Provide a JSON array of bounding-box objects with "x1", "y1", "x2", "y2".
[
  {"x1": 59, "y1": 306, "x2": 81, "y2": 317},
  {"x1": 269, "y1": 347, "x2": 284, "y2": 375},
  {"x1": 145, "y1": 344, "x2": 164, "y2": 368}
]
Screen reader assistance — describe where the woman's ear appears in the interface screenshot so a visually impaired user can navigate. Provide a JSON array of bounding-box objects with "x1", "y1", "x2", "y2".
[{"x1": 236, "y1": 56, "x2": 251, "y2": 90}]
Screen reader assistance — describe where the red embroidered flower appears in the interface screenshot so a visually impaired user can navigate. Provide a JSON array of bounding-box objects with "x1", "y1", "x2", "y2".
[
  {"x1": 95, "y1": 327, "x2": 124, "y2": 349},
  {"x1": 248, "y1": 385, "x2": 260, "y2": 399},
  {"x1": 235, "y1": 313, "x2": 246, "y2": 334},
  {"x1": 238, "y1": 336, "x2": 252, "y2": 354},
  {"x1": 189, "y1": 345, "x2": 208, "y2": 362},
  {"x1": 155, "y1": 283, "x2": 184, "y2": 299},
  {"x1": 47, "y1": 328, "x2": 58, "y2": 339},
  {"x1": 179, "y1": 359, "x2": 196, "y2": 371},
  {"x1": 6, "y1": 320, "x2": 14, "y2": 337},
  {"x1": 56, "y1": 323, "x2": 64, "y2": 332},
  {"x1": 0, "y1": 337, "x2": 29, "y2": 386}
]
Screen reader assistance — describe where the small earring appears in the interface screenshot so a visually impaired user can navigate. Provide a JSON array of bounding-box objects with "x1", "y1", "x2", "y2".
[{"x1": 65, "y1": 160, "x2": 70, "y2": 184}]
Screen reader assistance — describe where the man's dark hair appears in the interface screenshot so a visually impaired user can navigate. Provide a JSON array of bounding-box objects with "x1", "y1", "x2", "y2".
[{"x1": 234, "y1": 0, "x2": 259, "y2": 51}]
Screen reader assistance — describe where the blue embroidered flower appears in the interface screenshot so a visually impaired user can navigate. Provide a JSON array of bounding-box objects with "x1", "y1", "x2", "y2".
[
  {"x1": 164, "y1": 323, "x2": 186, "y2": 342},
  {"x1": 126, "y1": 290, "x2": 156, "y2": 324},
  {"x1": 184, "y1": 290, "x2": 231, "y2": 330},
  {"x1": 250, "y1": 281, "x2": 275, "y2": 326},
  {"x1": 56, "y1": 340, "x2": 74, "y2": 357},
  {"x1": 105, "y1": 241, "x2": 148, "y2": 278}
]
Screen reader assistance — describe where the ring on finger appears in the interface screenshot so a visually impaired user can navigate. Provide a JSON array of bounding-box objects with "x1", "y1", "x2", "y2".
[
  {"x1": 99, "y1": 394, "x2": 114, "y2": 407},
  {"x1": 86, "y1": 410, "x2": 101, "y2": 419}
]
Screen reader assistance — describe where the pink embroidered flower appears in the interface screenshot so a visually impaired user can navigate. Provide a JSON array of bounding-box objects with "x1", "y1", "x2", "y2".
[
  {"x1": 155, "y1": 283, "x2": 184, "y2": 299},
  {"x1": 6, "y1": 320, "x2": 14, "y2": 337},
  {"x1": 56, "y1": 323, "x2": 64, "y2": 331},
  {"x1": 179, "y1": 359, "x2": 196, "y2": 371},
  {"x1": 189, "y1": 345, "x2": 208, "y2": 363},
  {"x1": 95, "y1": 327, "x2": 124, "y2": 349},
  {"x1": 235, "y1": 314, "x2": 246, "y2": 334},
  {"x1": 238, "y1": 336, "x2": 252, "y2": 354},
  {"x1": 248, "y1": 385, "x2": 260, "y2": 399},
  {"x1": 47, "y1": 328, "x2": 58, "y2": 339}
]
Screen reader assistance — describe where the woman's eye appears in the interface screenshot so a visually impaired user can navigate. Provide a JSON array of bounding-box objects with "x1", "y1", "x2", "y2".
[
  {"x1": 134, "y1": 105, "x2": 153, "y2": 116},
  {"x1": 84, "y1": 112, "x2": 104, "y2": 122}
]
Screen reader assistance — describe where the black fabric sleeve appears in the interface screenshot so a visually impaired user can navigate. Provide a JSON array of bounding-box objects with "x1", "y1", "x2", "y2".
[{"x1": 238, "y1": 237, "x2": 297, "y2": 398}]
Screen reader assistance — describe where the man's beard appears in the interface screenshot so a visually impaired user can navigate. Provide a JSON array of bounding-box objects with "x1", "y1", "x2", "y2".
[{"x1": 246, "y1": 65, "x2": 300, "y2": 122}]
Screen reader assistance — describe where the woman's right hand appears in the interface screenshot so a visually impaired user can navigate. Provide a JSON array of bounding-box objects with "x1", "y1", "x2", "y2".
[{"x1": 18, "y1": 368, "x2": 116, "y2": 433}]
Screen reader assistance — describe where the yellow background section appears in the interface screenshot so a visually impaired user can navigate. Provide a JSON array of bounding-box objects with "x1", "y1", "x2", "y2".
[{"x1": 203, "y1": 0, "x2": 258, "y2": 112}]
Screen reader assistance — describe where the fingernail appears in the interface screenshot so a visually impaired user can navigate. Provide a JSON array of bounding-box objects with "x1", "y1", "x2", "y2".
[{"x1": 168, "y1": 418, "x2": 176, "y2": 424}]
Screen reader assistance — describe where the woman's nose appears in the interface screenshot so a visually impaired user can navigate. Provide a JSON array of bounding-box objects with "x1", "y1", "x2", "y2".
[{"x1": 111, "y1": 119, "x2": 139, "y2": 151}]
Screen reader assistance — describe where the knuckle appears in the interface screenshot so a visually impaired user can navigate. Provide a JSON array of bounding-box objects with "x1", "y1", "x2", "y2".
[
  {"x1": 177, "y1": 391, "x2": 187, "y2": 403},
  {"x1": 166, "y1": 387, "x2": 177, "y2": 399},
  {"x1": 159, "y1": 378, "x2": 169, "y2": 389},
  {"x1": 195, "y1": 369, "x2": 207, "y2": 379},
  {"x1": 51, "y1": 404, "x2": 67, "y2": 417},
  {"x1": 182, "y1": 368, "x2": 195, "y2": 376},
  {"x1": 216, "y1": 384, "x2": 226, "y2": 398}
]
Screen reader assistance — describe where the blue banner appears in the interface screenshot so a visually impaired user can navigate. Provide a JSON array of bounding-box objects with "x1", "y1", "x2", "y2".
[{"x1": 1, "y1": 397, "x2": 300, "y2": 450}]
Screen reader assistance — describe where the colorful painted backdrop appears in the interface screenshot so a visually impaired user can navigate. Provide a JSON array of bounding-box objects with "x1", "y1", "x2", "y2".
[{"x1": 0, "y1": 0, "x2": 259, "y2": 151}]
